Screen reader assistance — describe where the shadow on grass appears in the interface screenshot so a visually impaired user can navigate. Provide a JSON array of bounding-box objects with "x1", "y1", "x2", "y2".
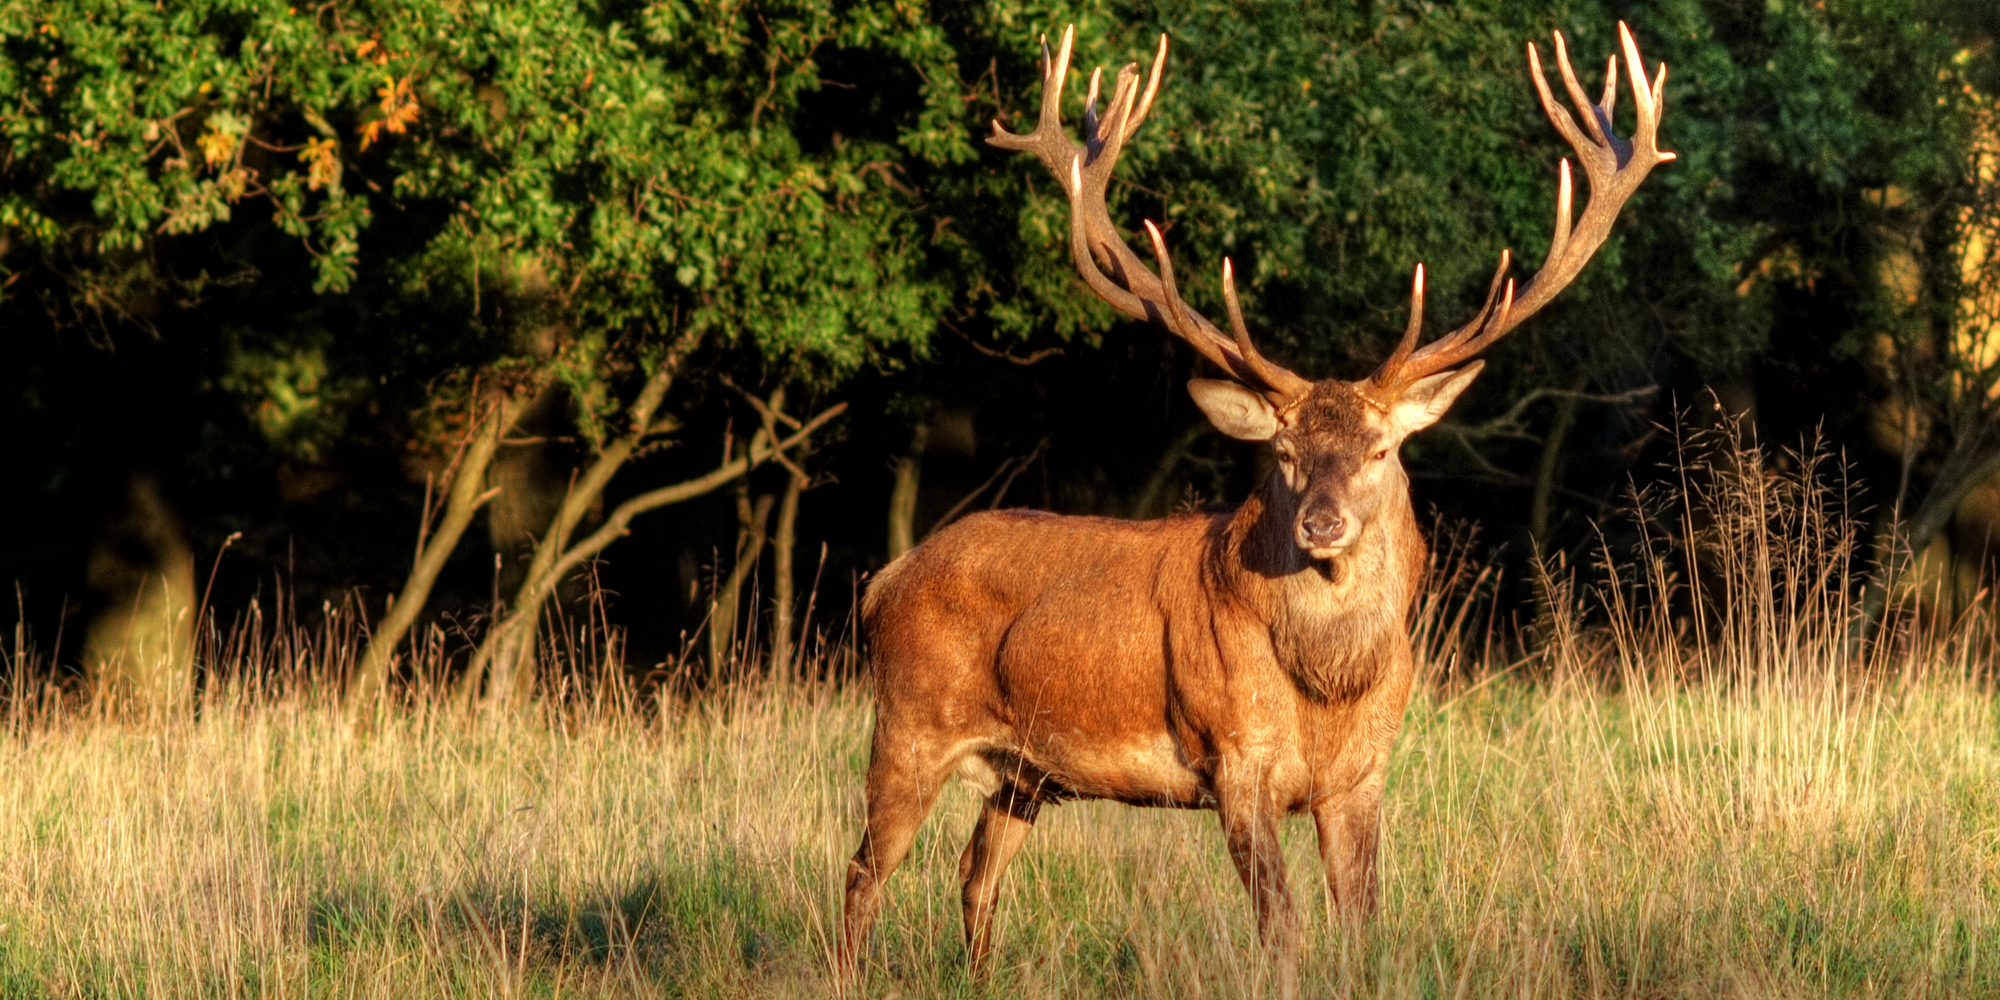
[{"x1": 297, "y1": 846, "x2": 809, "y2": 988}]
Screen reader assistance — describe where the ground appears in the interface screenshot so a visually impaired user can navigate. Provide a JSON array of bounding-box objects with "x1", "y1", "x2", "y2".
[{"x1": 3, "y1": 653, "x2": 1998, "y2": 999}]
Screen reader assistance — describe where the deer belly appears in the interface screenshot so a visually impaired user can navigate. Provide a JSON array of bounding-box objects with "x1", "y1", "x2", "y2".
[{"x1": 966, "y1": 733, "x2": 1208, "y2": 808}]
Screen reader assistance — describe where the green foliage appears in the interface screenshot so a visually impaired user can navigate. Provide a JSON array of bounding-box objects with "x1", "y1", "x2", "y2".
[
  {"x1": 375, "y1": 0, "x2": 961, "y2": 382},
  {"x1": 2, "y1": 0, "x2": 964, "y2": 446},
  {"x1": 219, "y1": 328, "x2": 360, "y2": 461},
  {"x1": 0, "y1": 0, "x2": 374, "y2": 285},
  {"x1": 8, "y1": 0, "x2": 1984, "y2": 404}
]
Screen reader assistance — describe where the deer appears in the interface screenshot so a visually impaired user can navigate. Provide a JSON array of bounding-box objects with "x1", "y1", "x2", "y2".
[{"x1": 839, "y1": 22, "x2": 1672, "y2": 995}]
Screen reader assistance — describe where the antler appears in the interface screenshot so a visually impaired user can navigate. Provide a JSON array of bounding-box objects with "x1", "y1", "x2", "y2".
[
  {"x1": 988, "y1": 27, "x2": 1314, "y2": 406},
  {"x1": 1365, "y1": 22, "x2": 1675, "y2": 403}
]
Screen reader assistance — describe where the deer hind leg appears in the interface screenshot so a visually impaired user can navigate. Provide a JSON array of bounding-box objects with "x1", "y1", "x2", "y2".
[
  {"x1": 1217, "y1": 777, "x2": 1300, "y2": 1000},
  {"x1": 957, "y1": 782, "x2": 1040, "y2": 974},
  {"x1": 839, "y1": 731, "x2": 955, "y2": 975}
]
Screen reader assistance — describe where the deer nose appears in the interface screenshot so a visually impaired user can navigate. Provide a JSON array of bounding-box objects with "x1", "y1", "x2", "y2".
[{"x1": 1298, "y1": 509, "x2": 1348, "y2": 549}]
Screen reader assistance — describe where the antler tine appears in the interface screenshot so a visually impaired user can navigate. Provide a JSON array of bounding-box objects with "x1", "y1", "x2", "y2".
[
  {"x1": 1369, "y1": 265, "x2": 1426, "y2": 387},
  {"x1": 1370, "y1": 23, "x2": 1673, "y2": 395},
  {"x1": 1142, "y1": 221, "x2": 1193, "y2": 330},
  {"x1": 1620, "y1": 22, "x2": 1673, "y2": 162},
  {"x1": 1123, "y1": 33, "x2": 1168, "y2": 142},
  {"x1": 1469, "y1": 249, "x2": 1514, "y2": 332},
  {"x1": 1442, "y1": 278, "x2": 1515, "y2": 364},
  {"x1": 992, "y1": 27, "x2": 1313, "y2": 402},
  {"x1": 989, "y1": 25, "x2": 1081, "y2": 186},
  {"x1": 1144, "y1": 222, "x2": 1264, "y2": 378},
  {"x1": 1547, "y1": 159, "x2": 1574, "y2": 270},
  {"x1": 1142, "y1": 220, "x2": 1239, "y2": 375},
  {"x1": 1598, "y1": 54, "x2": 1617, "y2": 123},
  {"x1": 1098, "y1": 61, "x2": 1145, "y2": 160},
  {"x1": 1552, "y1": 30, "x2": 1614, "y2": 156},
  {"x1": 1376, "y1": 252, "x2": 1507, "y2": 384},
  {"x1": 1222, "y1": 258, "x2": 1315, "y2": 402},
  {"x1": 1083, "y1": 67, "x2": 1103, "y2": 144}
]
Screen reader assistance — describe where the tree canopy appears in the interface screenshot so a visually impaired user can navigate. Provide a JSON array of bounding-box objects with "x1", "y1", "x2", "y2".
[{"x1": 5, "y1": 0, "x2": 1997, "y2": 687}]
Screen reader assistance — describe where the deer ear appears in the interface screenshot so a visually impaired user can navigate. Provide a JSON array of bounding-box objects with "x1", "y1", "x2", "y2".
[
  {"x1": 1390, "y1": 361, "x2": 1484, "y2": 435},
  {"x1": 1188, "y1": 379, "x2": 1280, "y2": 441}
]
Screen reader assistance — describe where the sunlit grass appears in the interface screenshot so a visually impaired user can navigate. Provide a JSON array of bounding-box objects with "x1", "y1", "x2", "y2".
[{"x1": 1, "y1": 649, "x2": 1997, "y2": 999}]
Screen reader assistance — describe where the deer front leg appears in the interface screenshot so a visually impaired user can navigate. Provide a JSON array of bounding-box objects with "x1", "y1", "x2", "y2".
[
  {"x1": 1312, "y1": 771, "x2": 1384, "y2": 923},
  {"x1": 1216, "y1": 772, "x2": 1299, "y2": 1000}
]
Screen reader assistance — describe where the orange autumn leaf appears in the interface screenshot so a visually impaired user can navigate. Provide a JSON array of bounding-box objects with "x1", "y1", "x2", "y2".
[
  {"x1": 358, "y1": 77, "x2": 419, "y2": 150},
  {"x1": 299, "y1": 137, "x2": 341, "y2": 190}
]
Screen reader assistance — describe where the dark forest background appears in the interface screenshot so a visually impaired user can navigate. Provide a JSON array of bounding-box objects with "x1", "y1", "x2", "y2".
[{"x1": 8, "y1": 0, "x2": 2000, "y2": 704}]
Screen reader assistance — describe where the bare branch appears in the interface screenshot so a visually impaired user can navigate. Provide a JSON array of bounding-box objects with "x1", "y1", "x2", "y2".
[
  {"x1": 526, "y1": 402, "x2": 848, "y2": 607},
  {"x1": 954, "y1": 327, "x2": 1064, "y2": 366},
  {"x1": 1446, "y1": 384, "x2": 1657, "y2": 442}
]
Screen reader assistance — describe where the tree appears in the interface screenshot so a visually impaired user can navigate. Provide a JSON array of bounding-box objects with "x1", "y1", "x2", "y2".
[
  {"x1": 1865, "y1": 80, "x2": 2000, "y2": 615},
  {"x1": 2, "y1": 0, "x2": 965, "y2": 704},
  {"x1": 9, "y1": 0, "x2": 1997, "y2": 695}
]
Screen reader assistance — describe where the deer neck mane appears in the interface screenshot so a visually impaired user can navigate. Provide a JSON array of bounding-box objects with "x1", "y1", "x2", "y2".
[{"x1": 1219, "y1": 473, "x2": 1421, "y2": 701}]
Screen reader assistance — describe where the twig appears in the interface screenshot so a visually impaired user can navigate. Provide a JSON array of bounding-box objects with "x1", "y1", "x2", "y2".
[
  {"x1": 949, "y1": 324, "x2": 1063, "y2": 366},
  {"x1": 196, "y1": 532, "x2": 243, "y2": 640},
  {"x1": 931, "y1": 456, "x2": 1022, "y2": 534},
  {"x1": 721, "y1": 376, "x2": 812, "y2": 479},
  {"x1": 1448, "y1": 384, "x2": 1658, "y2": 442},
  {"x1": 522, "y1": 403, "x2": 848, "y2": 612},
  {"x1": 989, "y1": 436, "x2": 1050, "y2": 510},
  {"x1": 721, "y1": 375, "x2": 804, "y2": 430}
]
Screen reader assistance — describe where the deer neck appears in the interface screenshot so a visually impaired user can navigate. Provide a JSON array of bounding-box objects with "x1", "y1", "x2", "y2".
[{"x1": 1219, "y1": 473, "x2": 1421, "y2": 701}]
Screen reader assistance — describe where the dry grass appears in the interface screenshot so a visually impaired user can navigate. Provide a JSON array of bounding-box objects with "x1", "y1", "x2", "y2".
[
  {"x1": 4, "y1": 429, "x2": 1999, "y2": 998},
  {"x1": 4, "y1": 655, "x2": 1998, "y2": 999}
]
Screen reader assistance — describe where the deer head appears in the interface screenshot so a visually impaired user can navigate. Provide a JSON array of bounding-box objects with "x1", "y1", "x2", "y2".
[{"x1": 989, "y1": 24, "x2": 1673, "y2": 557}]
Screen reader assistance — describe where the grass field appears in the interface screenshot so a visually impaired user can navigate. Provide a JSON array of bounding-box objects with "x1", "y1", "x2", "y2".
[
  {"x1": 3, "y1": 638, "x2": 1999, "y2": 999},
  {"x1": 6, "y1": 437, "x2": 2000, "y2": 998}
]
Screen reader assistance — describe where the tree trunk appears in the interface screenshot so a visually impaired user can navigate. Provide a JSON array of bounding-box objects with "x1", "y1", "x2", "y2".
[
  {"x1": 708, "y1": 474, "x2": 775, "y2": 677},
  {"x1": 1130, "y1": 423, "x2": 1208, "y2": 519},
  {"x1": 1902, "y1": 442, "x2": 2000, "y2": 574},
  {"x1": 460, "y1": 400, "x2": 845, "y2": 711},
  {"x1": 887, "y1": 418, "x2": 930, "y2": 559},
  {"x1": 770, "y1": 462, "x2": 806, "y2": 675},
  {"x1": 1528, "y1": 379, "x2": 1584, "y2": 647},
  {"x1": 1529, "y1": 377, "x2": 1585, "y2": 556},
  {"x1": 458, "y1": 341, "x2": 692, "y2": 710},
  {"x1": 84, "y1": 474, "x2": 195, "y2": 716},
  {"x1": 349, "y1": 396, "x2": 515, "y2": 711},
  {"x1": 1858, "y1": 439, "x2": 2000, "y2": 635}
]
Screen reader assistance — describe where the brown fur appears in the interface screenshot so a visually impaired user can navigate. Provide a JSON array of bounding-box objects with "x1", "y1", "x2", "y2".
[{"x1": 841, "y1": 380, "x2": 1429, "y2": 994}]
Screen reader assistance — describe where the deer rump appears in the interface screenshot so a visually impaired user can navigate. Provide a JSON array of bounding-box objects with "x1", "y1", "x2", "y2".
[{"x1": 863, "y1": 503, "x2": 1423, "y2": 813}]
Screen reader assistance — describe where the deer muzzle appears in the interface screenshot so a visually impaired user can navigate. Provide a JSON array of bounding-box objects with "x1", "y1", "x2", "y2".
[{"x1": 1296, "y1": 502, "x2": 1354, "y2": 557}]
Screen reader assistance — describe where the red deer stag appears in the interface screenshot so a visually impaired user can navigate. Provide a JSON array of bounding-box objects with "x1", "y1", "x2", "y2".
[{"x1": 841, "y1": 22, "x2": 1672, "y2": 992}]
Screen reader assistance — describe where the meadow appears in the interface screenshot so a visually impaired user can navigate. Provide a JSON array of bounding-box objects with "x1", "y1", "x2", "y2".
[{"x1": 5, "y1": 439, "x2": 2000, "y2": 999}]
